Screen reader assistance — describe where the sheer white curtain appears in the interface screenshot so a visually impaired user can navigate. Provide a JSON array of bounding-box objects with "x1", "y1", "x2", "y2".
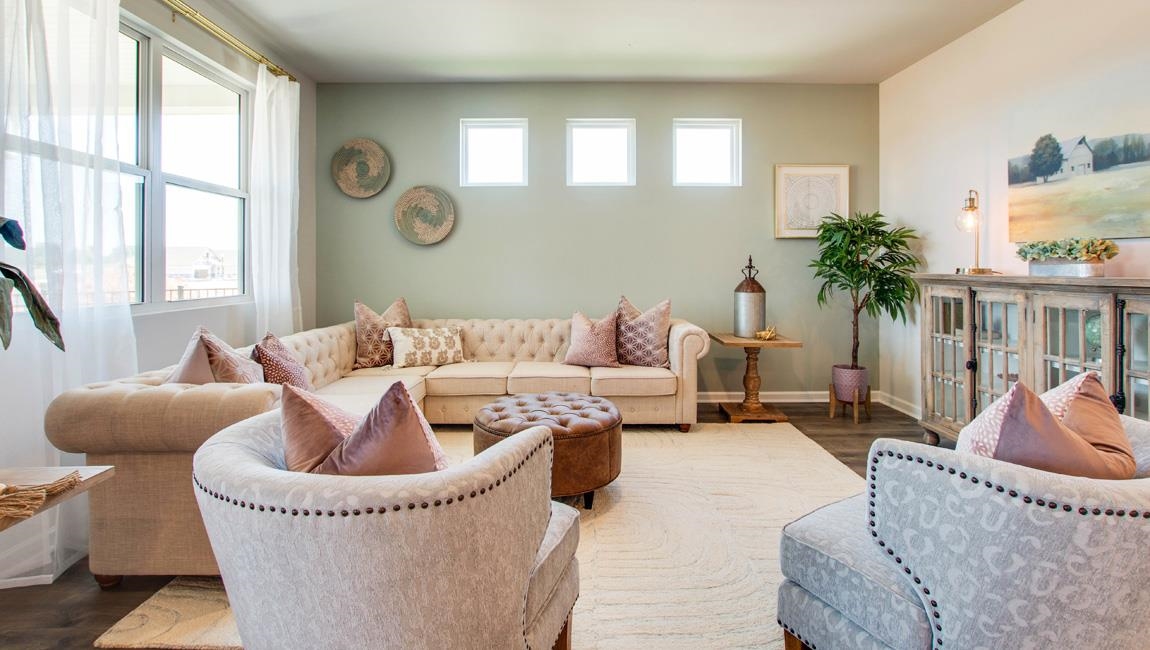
[
  {"x1": 251, "y1": 64, "x2": 301, "y2": 336},
  {"x1": 0, "y1": 0, "x2": 137, "y2": 586}
]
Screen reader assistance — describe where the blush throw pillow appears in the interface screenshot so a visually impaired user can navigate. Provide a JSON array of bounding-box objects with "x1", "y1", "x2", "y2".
[
  {"x1": 281, "y1": 383, "x2": 448, "y2": 476},
  {"x1": 166, "y1": 327, "x2": 263, "y2": 384},
  {"x1": 387, "y1": 326, "x2": 465, "y2": 369},
  {"x1": 564, "y1": 311, "x2": 621, "y2": 368},
  {"x1": 353, "y1": 298, "x2": 412, "y2": 369},
  {"x1": 616, "y1": 296, "x2": 671, "y2": 367},
  {"x1": 956, "y1": 373, "x2": 1134, "y2": 479},
  {"x1": 252, "y1": 332, "x2": 312, "y2": 390}
]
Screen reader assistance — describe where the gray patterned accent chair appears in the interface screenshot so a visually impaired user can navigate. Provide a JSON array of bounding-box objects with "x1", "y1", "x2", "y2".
[
  {"x1": 193, "y1": 412, "x2": 578, "y2": 650},
  {"x1": 777, "y1": 414, "x2": 1150, "y2": 650}
]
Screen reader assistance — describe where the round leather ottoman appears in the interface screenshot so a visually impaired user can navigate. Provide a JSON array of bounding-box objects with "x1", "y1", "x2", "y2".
[{"x1": 473, "y1": 392, "x2": 621, "y2": 509}]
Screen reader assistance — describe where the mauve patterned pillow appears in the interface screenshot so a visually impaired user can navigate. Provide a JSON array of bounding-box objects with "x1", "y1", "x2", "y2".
[
  {"x1": 1039, "y1": 370, "x2": 1099, "y2": 419},
  {"x1": 564, "y1": 311, "x2": 621, "y2": 368},
  {"x1": 166, "y1": 327, "x2": 263, "y2": 384},
  {"x1": 252, "y1": 332, "x2": 312, "y2": 390},
  {"x1": 616, "y1": 296, "x2": 671, "y2": 367},
  {"x1": 354, "y1": 298, "x2": 412, "y2": 369},
  {"x1": 387, "y1": 326, "x2": 465, "y2": 369}
]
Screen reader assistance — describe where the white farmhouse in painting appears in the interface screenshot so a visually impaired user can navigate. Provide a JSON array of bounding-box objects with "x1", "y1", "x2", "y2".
[{"x1": 1051, "y1": 135, "x2": 1094, "y2": 180}]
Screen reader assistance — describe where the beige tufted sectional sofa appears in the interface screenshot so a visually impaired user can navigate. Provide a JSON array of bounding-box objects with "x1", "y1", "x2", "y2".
[{"x1": 46, "y1": 316, "x2": 710, "y2": 580}]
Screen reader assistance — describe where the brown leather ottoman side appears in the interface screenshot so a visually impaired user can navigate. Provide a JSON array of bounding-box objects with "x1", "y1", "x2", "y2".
[{"x1": 473, "y1": 392, "x2": 621, "y2": 509}]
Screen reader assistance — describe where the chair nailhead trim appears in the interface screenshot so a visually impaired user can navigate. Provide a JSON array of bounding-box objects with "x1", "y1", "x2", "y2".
[
  {"x1": 191, "y1": 438, "x2": 552, "y2": 519},
  {"x1": 869, "y1": 447, "x2": 1146, "y2": 650}
]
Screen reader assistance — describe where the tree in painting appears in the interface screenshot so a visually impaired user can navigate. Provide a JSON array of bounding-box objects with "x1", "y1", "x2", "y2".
[{"x1": 1029, "y1": 134, "x2": 1064, "y2": 183}]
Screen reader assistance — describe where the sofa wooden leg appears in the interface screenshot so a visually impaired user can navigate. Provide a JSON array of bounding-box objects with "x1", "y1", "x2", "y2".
[
  {"x1": 583, "y1": 491, "x2": 595, "y2": 510},
  {"x1": 678, "y1": 423, "x2": 691, "y2": 433},
  {"x1": 552, "y1": 611, "x2": 572, "y2": 650},
  {"x1": 94, "y1": 574, "x2": 122, "y2": 590},
  {"x1": 783, "y1": 629, "x2": 809, "y2": 650}
]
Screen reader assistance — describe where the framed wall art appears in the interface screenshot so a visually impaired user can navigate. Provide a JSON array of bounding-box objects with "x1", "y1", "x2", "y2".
[{"x1": 774, "y1": 164, "x2": 850, "y2": 239}]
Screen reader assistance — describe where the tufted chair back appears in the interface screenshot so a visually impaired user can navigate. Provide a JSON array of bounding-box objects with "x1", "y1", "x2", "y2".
[
  {"x1": 280, "y1": 323, "x2": 356, "y2": 389},
  {"x1": 413, "y1": 318, "x2": 572, "y2": 362}
]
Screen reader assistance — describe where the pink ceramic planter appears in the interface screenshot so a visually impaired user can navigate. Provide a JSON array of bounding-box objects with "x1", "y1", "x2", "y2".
[{"x1": 832, "y1": 364, "x2": 869, "y2": 403}]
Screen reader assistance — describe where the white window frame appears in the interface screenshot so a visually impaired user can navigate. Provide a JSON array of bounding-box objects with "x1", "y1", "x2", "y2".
[
  {"x1": 672, "y1": 118, "x2": 742, "y2": 187},
  {"x1": 120, "y1": 13, "x2": 253, "y2": 314},
  {"x1": 459, "y1": 118, "x2": 529, "y2": 187},
  {"x1": 565, "y1": 118, "x2": 636, "y2": 187}
]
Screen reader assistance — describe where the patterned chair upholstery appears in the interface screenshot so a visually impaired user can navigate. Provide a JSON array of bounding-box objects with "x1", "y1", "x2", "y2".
[
  {"x1": 777, "y1": 415, "x2": 1150, "y2": 649},
  {"x1": 194, "y1": 413, "x2": 578, "y2": 650}
]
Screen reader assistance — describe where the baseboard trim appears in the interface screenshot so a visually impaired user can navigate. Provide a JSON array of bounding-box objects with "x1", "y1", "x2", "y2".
[{"x1": 699, "y1": 390, "x2": 921, "y2": 419}]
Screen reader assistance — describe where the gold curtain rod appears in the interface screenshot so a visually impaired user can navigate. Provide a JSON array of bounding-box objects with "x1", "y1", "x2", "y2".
[{"x1": 160, "y1": 0, "x2": 296, "y2": 82}]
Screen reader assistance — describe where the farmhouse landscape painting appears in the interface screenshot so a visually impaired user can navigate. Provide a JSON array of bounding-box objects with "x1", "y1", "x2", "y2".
[{"x1": 1008, "y1": 131, "x2": 1150, "y2": 241}]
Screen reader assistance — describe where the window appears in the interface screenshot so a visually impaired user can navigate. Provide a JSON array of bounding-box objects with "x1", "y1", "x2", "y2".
[
  {"x1": 460, "y1": 119, "x2": 527, "y2": 186},
  {"x1": 119, "y1": 20, "x2": 250, "y2": 306},
  {"x1": 566, "y1": 119, "x2": 636, "y2": 186},
  {"x1": 673, "y1": 119, "x2": 742, "y2": 186}
]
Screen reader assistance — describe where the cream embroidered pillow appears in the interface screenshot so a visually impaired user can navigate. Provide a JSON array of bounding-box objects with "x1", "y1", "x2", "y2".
[{"x1": 387, "y1": 326, "x2": 464, "y2": 368}]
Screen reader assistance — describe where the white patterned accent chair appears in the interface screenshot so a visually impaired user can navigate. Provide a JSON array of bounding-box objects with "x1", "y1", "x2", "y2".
[
  {"x1": 193, "y1": 412, "x2": 578, "y2": 650},
  {"x1": 777, "y1": 415, "x2": 1150, "y2": 650}
]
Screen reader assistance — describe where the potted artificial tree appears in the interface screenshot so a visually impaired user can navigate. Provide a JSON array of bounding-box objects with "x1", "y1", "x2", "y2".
[{"x1": 810, "y1": 211, "x2": 919, "y2": 419}]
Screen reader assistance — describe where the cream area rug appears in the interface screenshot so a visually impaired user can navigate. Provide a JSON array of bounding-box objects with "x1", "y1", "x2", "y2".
[{"x1": 96, "y1": 423, "x2": 863, "y2": 649}]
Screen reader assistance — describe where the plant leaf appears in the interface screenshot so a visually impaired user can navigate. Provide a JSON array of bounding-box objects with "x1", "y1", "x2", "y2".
[
  {"x1": 0, "y1": 218, "x2": 26, "y2": 250},
  {"x1": 0, "y1": 277, "x2": 13, "y2": 350},
  {"x1": 0, "y1": 262, "x2": 64, "y2": 351}
]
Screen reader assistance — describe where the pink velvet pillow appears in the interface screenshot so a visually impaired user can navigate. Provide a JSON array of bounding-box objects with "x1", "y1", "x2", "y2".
[
  {"x1": 281, "y1": 383, "x2": 448, "y2": 476},
  {"x1": 956, "y1": 373, "x2": 1134, "y2": 479},
  {"x1": 564, "y1": 311, "x2": 621, "y2": 368},
  {"x1": 252, "y1": 332, "x2": 312, "y2": 390},
  {"x1": 166, "y1": 327, "x2": 263, "y2": 384}
]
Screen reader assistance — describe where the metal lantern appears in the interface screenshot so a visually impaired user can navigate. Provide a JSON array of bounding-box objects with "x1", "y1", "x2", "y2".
[{"x1": 734, "y1": 256, "x2": 766, "y2": 338}]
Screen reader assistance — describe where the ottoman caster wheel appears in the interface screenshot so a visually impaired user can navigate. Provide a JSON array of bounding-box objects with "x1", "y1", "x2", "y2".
[{"x1": 583, "y1": 492, "x2": 595, "y2": 510}]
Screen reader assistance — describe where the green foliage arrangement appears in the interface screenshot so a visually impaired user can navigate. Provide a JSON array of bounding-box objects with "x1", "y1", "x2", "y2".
[
  {"x1": 0, "y1": 216, "x2": 64, "y2": 351},
  {"x1": 810, "y1": 212, "x2": 921, "y2": 369},
  {"x1": 1016, "y1": 238, "x2": 1119, "y2": 263}
]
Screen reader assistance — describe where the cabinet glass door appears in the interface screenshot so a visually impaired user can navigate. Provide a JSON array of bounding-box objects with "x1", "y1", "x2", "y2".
[
  {"x1": 973, "y1": 290, "x2": 1026, "y2": 414},
  {"x1": 925, "y1": 287, "x2": 969, "y2": 425},
  {"x1": 1034, "y1": 293, "x2": 1110, "y2": 393},
  {"x1": 1123, "y1": 299, "x2": 1150, "y2": 421}
]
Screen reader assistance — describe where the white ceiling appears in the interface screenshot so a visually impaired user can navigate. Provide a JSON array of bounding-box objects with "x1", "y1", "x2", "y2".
[{"x1": 220, "y1": 0, "x2": 1022, "y2": 84}]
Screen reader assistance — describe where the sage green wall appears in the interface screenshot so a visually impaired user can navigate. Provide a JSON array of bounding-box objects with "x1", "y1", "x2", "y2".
[{"x1": 316, "y1": 82, "x2": 879, "y2": 396}]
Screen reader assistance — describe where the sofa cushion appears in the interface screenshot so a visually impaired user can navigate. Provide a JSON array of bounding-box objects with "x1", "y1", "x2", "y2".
[
  {"x1": 590, "y1": 365, "x2": 676, "y2": 396},
  {"x1": 317, "y1": 372, "x2": 425, "y2": 402},
  {"x1": 527, "y1": 502, "x2": 580, "y2": 625},
  {"x1": 507, "y1": 362, "x2": 591, "y2": 394},
  {"x1": 780, "y1": 495, "x2": 931, "y2": 650},
  {"x1": 345, "y1": 365, "x2": 437, "y2": 378},
  {"x1": 425, "y1": 362, "x2": 514, "y2": 396}
]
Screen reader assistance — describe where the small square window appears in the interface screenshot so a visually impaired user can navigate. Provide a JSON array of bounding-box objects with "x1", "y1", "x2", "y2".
[
  {"x1": 460, "y1": 118, "x2": 528, "y2": 186},
  {"x1": 673, "y1": 118, "x2": 742, "y2": 186},
  {"x1": 567, "y1": 119, "x2": 636, "y2": 186}
]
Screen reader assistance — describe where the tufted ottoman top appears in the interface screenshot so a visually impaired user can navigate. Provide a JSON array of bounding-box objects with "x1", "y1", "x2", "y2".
[{"x1": 474, "y1": 392, "x2": 620, "y2": 439}]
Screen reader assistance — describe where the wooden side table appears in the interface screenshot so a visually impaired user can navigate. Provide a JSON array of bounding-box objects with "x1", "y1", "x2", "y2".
[
  {"x1": 708, "y1": 332, "x2": 803, "y2": 423},
  {"x1": 0, "y1": 466, "x2": 114, "y2": 533}
]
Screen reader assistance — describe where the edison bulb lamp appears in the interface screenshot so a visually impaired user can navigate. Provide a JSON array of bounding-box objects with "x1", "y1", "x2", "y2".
[{"x1": 955, "y1": 190, "x2": 992, "y2": 275}]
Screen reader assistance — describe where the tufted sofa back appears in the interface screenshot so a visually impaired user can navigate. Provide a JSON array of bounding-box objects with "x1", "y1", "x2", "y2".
[
  {"x1": 280, "y1": 322, "x2": 356, "y2": 389},
  {"x1": 413, "y1": 318, "x2": 571, "y2": 362}
]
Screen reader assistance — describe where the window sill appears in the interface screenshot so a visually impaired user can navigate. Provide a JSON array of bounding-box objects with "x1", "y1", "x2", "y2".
[{"x1": 131, "y1": 295, "x2": 252, "y2": 317}]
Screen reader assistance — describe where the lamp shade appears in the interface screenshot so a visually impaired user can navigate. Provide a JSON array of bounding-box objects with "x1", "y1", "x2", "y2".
[{"x1": 955, "y1": 205, "x2": 980, "y2": 233}]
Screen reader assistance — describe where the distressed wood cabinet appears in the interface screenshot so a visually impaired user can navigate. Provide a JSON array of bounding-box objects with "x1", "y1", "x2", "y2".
[{"x1": 917, "y1": 274, "x2": 1150, "y2": 443}]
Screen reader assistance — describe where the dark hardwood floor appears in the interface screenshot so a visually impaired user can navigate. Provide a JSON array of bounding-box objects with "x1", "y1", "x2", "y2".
[{"x1": 0, "y1": 401, "x2": 928, "y2": 649}]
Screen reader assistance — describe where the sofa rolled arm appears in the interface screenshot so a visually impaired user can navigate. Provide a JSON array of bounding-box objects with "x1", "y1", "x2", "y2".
[
  {"x1": 868, "y1": 438, "x2": 1150, "y2": 649},
  {"x1": 668, "y1": 319, "x2": 709, "y2": 375},
  {"x1": 46, "y1": 376, "x2": 281, "y2": 454}
]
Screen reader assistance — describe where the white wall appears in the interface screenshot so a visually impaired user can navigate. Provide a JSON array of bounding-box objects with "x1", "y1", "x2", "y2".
[
  {"x1": 878, "y1": 0, "x2": 1150, "y2": 416},
  {"x1": 121, "y1": 0, "x2": 317, "y2": 369}
]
